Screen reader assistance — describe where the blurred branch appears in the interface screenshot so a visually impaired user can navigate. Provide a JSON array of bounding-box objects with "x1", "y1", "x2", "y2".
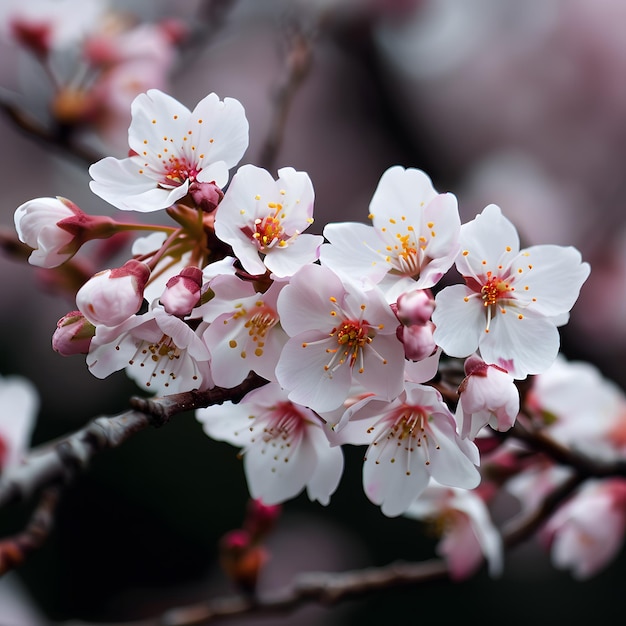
[
  {"x1": 257, "y1": 21, "x2": 315, "y2": 173},
  {"x1": 0, "y1": 89, "x2": 104, "y2": 166},
  {"x1": 0, "y1": 487, "x2": 60, "y2": 575}
]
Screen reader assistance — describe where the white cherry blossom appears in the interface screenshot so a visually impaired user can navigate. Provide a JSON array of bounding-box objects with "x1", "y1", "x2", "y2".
[
  {"x1": 432, "y1": 204, "x2": 590, "y2": 378},
  {"x1": 89, "y1": 89, "x2": 249, "y2": 212},
  {"x1": 200, "y1": 275, "x2": 288, "y2": 388},
  {"x1": 404, "y1": 480, "x2": 503, "y2": 580},
  {"x1": 320, "y1": 165, "x2": 461, "y2": 301},
  {"x1": 196, "y1": 383, "x2": 344, "y2": 506},
  {"x1": 275, "y1": 264, "x2": 405, "y2": 413},
  {"x1": 214, "y1": 164, "x2": 323, "y2": 278},
  {"x1": 331, "y1": 382, "x2": 481, "y2": 517},
  {"x1": 86, "y1": 305, "x2": 212, "y2": 395}
]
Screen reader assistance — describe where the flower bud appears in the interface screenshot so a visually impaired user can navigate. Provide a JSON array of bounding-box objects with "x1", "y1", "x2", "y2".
[
  {"x1": 392, "y1": 289, "x2": 435, "y2": 326},
  {"x1": 189, "y1": 181, "x2": 223, "y2": 213},
  {"x1": 52, "y1": 311, "x2": 96, "y2": 356},
  {"x1": 14, "y1": 197, "x2": 82, "y2": 268},
  {"x1": 396, "y1": 321, "x2": 437, "y2": 361},
  {"x1": 76, "y1": 260, "x2": 150, "y2": 326},
  {"x1": 244, "y1": 499, "x2": 282, "y2": 540},
  {"x1": 218, "y1": 529, "x2": 268, "y2": 594},
  {"x1": 160, "y1": 266, "x2": 203, "y2": 317},
  {"x1": 14, "y1": 197, "x2": 117, "y2": 268},
  {"x1": 456, "y1": 355, "x2": 520, "y2": 439}
]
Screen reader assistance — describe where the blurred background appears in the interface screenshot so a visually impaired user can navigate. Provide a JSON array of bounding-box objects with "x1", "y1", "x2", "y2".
[{"x1": 2, "y1": 0, "x2": 626, "y2": 624}]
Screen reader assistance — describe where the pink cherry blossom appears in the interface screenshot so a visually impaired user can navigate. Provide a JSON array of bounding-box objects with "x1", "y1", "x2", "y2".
[
  {"x1": 76, "y1": 259, "x2": 150, "y2": 327},
  {"x1": 196, "y1": 383, "x2": 344, "y2": 506},
  {"x1": 541, "y1": 479, "x2": 626, "y2": 579},
  {"x1": 86, "y1": 306, "x2": 212, "y2": 395},
  {"x1": 527, "y1": 354, "x2": 626, "y2": 462},
  {"x1": 432, "y1": 204, "x2": 590, "y2": 378},
  {"x1": 332, "y1": 382, "x2": 480, "y2": 517},
  {"x1": 214, "y1": 164, "x2": 323, "y2": 278},
  {"x1": 89, "y1": 89, "x2": 249, "y2": 212},
  {"x1": 404, "y1": 481, "x2": 503, "y2": 580},
  {"x1": 275, "y1": 264, "x2": 405, "y2": 413},
  {"x1": 320, "y1": 165, "x2": 461, "y2": 301},
  {"x1": 200, "y1": 275, "x2": 288, "y2": 388},
  {"x1": 455, "y1": 354, "x2": 520, "y2": 439}
]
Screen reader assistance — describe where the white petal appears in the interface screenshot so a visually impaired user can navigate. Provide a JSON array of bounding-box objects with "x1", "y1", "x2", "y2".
[
  {"x1": 479, "y1": 309, "x2": 560, "y2": 378},
  {"x1": 264, "y1": 233, "x2": 323, "y2": 278},
  {"x1": 89, "y1": 156, "x2": 187, "y2": 212},
  {"x1": 305, "y1": 425, "x2": 344, "y2": 505},
  {"x1": 457, "y1": 204, "x2": 520, "y2": 278},
  {"x1": 276, "y1": 333, "x2": 353, "y2": 412},
  {"x1": 514, "y1": 245, "x2": 590, "y2": 316},
  {"x1": 432, "y1": 285, "x2": 484, "y2": 357}
]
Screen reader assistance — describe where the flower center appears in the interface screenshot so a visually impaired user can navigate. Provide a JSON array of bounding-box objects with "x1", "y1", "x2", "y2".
[
  {"x1": 161, "y1": 156, "x2": 199, "y2": 188},
  {"x1": 481, "y1": 276, "x2": 512, "y2": 306},
  {"x1": 253, "y1": 203, "x2": 286, "y2": 250},
  {"x1": 326, "y1": 319, "x2": 372, "y2": 372},
  {"x1": 128, "y1": 333, "x2": 198, "y2": 388},
  {"x1": 228, "y1": 301, "x2": 278, "y2": 359},
  {"x1": 366, "y1": 407, "x2": 438, "y2": 475}
]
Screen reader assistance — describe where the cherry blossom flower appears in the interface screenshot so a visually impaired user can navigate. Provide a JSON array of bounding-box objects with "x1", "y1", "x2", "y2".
[
  {"x1": 14, "y1": 196, "x2": 115, "y2": 268},
  {"x1": 275, "y1": 264, "x2": 405, "y2": 413},
  {"x1": 86, "y1": 305, "x2": 211, "y2": 395},
  {"x1": 540, "y1": 478, "x2": 626, "y2": 580},
  {"x1": 89, "y1": 89, "x2": 249, "y2": 212},
  {"x1": 214, "y1": 164, "x2": 322, "y2": 278},
  {"x1": 196, "y1": 383, "x2": 344, "y2": 506},
  {"x1": 320, "y1": 165, "x2": 461, "y2": 301},
  {"x1": 404, "y1": 480, "x2": 503, "y2": 580},
  {"x1": 0, "y1": 374, "x2": 39, "y2": 473},
  {"x1": 200, "y1": 275, "x2": 288, "y2": 388},
  {"x1": 527, "y1": 355, "x2": 626, "y2": 462},
  {"x1": 331, "y1": 382, "x2": 480, "y2": 517},
  {"x1": 76, "y1": 259, "x2": 150, "y2": 327},
  {"x1": 432, "y1": 204, "x2": 590, "y2": 378},
  {"x1": 455, "y1": 354, "x2": 520, "y2": 439}
]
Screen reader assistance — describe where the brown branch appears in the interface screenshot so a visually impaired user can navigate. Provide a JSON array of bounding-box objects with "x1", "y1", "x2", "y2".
[
  {"x1": 0, "y1": 92, "x2": 104, "y2": 166},
  {"x1": 0, "y1": 487, "x2": 60, "y2": 575},
  {"x1": 64, "y1": 559, "x2": 450, "y2": 626},
  {"x1": 0, "y1": 374, "x2": 267, "y2": 512},
  {"x1": 257, "y1": 22, "x2": 315, "y2": 173}
]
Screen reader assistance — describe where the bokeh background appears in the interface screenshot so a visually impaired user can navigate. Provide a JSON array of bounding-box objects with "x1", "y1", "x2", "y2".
[{"x1": 2, "y1": 0, "x2": 626, "y2": 624}]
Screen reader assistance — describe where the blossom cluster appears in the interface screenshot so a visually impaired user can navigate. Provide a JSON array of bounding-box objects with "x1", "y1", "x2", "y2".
[{"x1": 15, "y1": 87, "x2": 611, "y2": 580}]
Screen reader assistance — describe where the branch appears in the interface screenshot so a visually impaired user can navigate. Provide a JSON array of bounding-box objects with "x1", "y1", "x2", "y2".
[
  {"x1": 0, "y1": 487, "x2": 60, "y2": 575},
  {"x1": 65, "y1": 559, "x2": 450, "y2": 626},
  {"x1": 257, "y1": 22, "x2": 315, "y2": 173},
  {"x1": 0, "y1": 89, "x2": 104, "y2": 166},
  {"x1": 0, "y1": 373, "x2": 267, "y2": 511}
]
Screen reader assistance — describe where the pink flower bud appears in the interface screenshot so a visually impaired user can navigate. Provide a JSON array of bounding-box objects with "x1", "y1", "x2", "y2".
[
  {"x1": 14, "y1": 197, "x2": 117, "y2": 268},
  {"x1": 244, "y1": 499, "x2": 282, "y2": 540},
  {"x1": 52, "y1": 311, "x2": 95, "y2": 356},
  {"x1": 76, "y1": 260, "x2": 150, "y2": 326},
  {"x1": 14, "y1": 197, "x2": 82, "y2": 268},
  {"x1": 160, "y1": 266, "x2": 203, "y2": 317},
  {"x1": 9, "y1": 18, "x2": 52, "y2": 57},
  {"x1": 219, "y1": 528, "x2": 268, "y2": 594},
  {"x1": 189, "y1": 181, "x2": 224, "y2": 213},
  {"x1": 456, "y1": 356, "x2": 520, "y2": 439},
  {"x1": 397, "y1": 321, "x2": 437, "y2": 361},
  {"x1": 393, "y1": 289, "x2": 435, "y2": 326}
]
